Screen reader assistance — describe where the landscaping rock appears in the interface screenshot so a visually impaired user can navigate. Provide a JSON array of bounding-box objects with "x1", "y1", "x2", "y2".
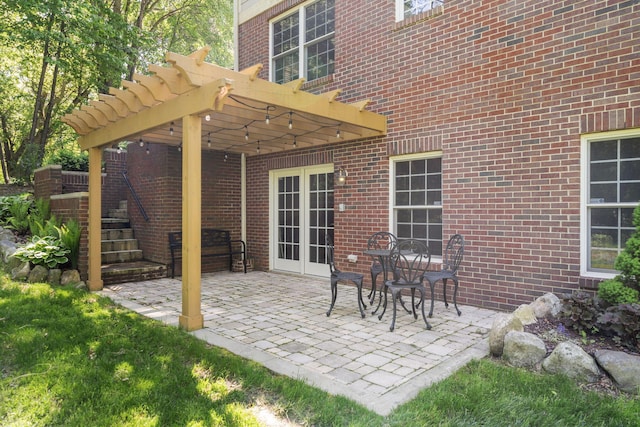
[
  {"x1": 513, "y1": 304, "x2": 537, "y2": 325},
  {"x1": 542, "y1": 341, "x2": 600, "y2": 383},
  {"x1": 489, "y1": 313, "x2": 523, "y2": 357},
  {"x1": 530, "y1": 292, "x2": 562, "y2": 318},
  {"x1": 502, "y1": 331, "x2": 547, "y2": 368},
  {"x1": 5, "y1": 253, "x2": 22, "y2": 271},
  {"x1": 60, "y1": 269, "x2": 81, "y2": 285},
  {"x1": 594, "y1": 350, "x2": 640, "y2": 394},
  {"x1": 28, "y1": 265, "x2": 49, "y2": 283},
  {"x1": 0, "y1": 239, "x2": 17, "y2": 262},
  {"x1": 48, "y1": 268, "x2": 62, "y2": 286},
  {"x1": 11, "y1": 261, "x2": 30, "y2": 280},
  {"x1": 0, "y1": 227, "x2": 16, "y2": 242}
]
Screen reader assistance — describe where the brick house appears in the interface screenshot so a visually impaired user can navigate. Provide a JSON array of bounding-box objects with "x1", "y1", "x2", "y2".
[
  {"x1": 233, "y1": 0, "x2": 640, "y2": 312},
  {"x1": 61, "y1": 0, "x2": 639, "y2": 329}
]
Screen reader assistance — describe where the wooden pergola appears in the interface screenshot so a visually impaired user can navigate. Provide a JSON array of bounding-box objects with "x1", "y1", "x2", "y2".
[{"x1": 63, "y1": 47, "x2": 386, "y2": 331}]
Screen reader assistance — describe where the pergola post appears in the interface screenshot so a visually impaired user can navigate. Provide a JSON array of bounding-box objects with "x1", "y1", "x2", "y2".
[
  {"x1": 179, "y1": 114, "x2": 204, "y2": 331},
  {"x1": 87, "y1": 146, "x2": 103, "y2": 291}
]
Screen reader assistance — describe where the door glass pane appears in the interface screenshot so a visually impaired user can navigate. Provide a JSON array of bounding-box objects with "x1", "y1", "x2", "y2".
[
  {"x1": 308, "y1": 172, "x2": 334, "y2": 264},
  {"x1": 277, "y1": 176, "x2": 300, "y2": 261}
]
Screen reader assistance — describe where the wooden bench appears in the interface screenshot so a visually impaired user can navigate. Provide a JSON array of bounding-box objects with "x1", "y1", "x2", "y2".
[{"x1": 168, "y1": 229, "x2": 247, "y2": 278}]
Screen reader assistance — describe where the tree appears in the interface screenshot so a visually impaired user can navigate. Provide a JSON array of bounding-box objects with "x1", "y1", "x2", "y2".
[{"x1": 0, "y1": 0, "x2": 232, "y2": 183}]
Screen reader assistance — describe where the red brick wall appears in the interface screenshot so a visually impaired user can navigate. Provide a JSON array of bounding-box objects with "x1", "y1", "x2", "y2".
[
  {"x1": 239, "y1": 0, "x2": 640, "y2": 311},
  {"x1": 126, "y1": 143, "x2": 243, "y2": 275},
  {"x1": 49, "y1": 194, "x2": 89, "y2": 280}
]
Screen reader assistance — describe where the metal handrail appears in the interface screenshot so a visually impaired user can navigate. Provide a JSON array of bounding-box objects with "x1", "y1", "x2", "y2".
[{"x1": 122, "y1": 171, "x2": 150, "y2": 222}]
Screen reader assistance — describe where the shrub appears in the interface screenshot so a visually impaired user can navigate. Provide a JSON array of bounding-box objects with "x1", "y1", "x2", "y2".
[
  {"x1": 598, "y1": 279, "x2": 640, "y2": 305},
  {"x1": 13, "y1": 236, "x2": 70, "y2": 269},
  {"x1": 597, "y1": 303, "x2": 640, "y2": 352},
  {"x1": 46, "y1": 149, "x2": 89, "y2": 172},
  {"x1": 5, "y1": 196, "x2": 33, "y2": 235}
]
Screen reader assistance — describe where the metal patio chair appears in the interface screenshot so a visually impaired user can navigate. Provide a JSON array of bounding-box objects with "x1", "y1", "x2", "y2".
[
  {"x1": 366, "y1": 231, "x2": 398, "y2": 305},
  {"x1": 423, "y1": 234, "x2": 465, "y2": 317},
  {"x1": 326, "y1": 237, "x2": 367, "y2": 318},
  {"x1": 378, "y1": 239, "x2": 431, "y2": 331}
]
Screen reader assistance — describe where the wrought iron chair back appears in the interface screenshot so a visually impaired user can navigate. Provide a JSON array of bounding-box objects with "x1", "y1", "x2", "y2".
[
  {"x1": 423, "y1": 234, "x2": 466, "y2": 317},
  {"x1": 325, "y1": 235, "x2": 367, "y2": 318},
  {"x1": 366, "y1": 231, "x2": 398, "y2": 305},
  {"x1": 442, "y1": 234, "x2": 465, "y2": 274}
]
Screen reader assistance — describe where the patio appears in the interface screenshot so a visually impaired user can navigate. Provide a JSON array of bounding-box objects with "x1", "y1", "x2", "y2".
[{"x1": 99, "y1": 271, "x2": 500, "y2": 416}]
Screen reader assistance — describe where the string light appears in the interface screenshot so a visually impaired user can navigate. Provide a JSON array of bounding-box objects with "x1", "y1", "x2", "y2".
[
  {"x1": 170, "y1": 122, "x2": 174, "y2": 136},
  {"x1": 265, "y1": 112, "x2": 270, "y2": 125},
  {"x1": 224, "y1": 152, "x2": 228, "y2": 162},
  {"x1": 205, "y1": 114, "x2": 211, "y2": 121},
  {"x1": 207, "y1": 132, "x2": 211, "y2": 148},
  {"x1": 336, "y1": 128, "x2": 341, "y2": 139},
  {"x1": 145, "y1": 142, "x2": 150, "y2": 154},
  {"x1": 178, "y1": 143, "x2": 182, "y2": 152},
  {"x1": 244, "y1": 126, "x2": 249, "y2": 141},
  {"x1": 256, "y1": 141, "x2": 260, "y2": 153},
  {"x1": 139, "y1": 138, "x2": 144, "y2": 147},
  {"x1": 288, "y1": 111, "x2": 293, "y2": 129},
  {"x1": 293, "y1": 136, "x2": 297, "y2": 148}
]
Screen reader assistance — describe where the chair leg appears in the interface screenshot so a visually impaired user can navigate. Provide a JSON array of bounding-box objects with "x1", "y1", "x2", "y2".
[
  {"x1": 443, "y1": 278, "x2": 449, "y2": 308},
  {"x1": 452, "y1": 278, "x2": 461, "y2": 316},
  {"x1": 389, "y1": 289, "x2": 398, "y2": 332},
  {"x1": 428, "y1": 279, "x2": 436, "y2": 318},
  {"x1": 418, "y1": 287, "x2": 431, "y2": 329},
  {"x1": 326, "y1": 278, "x2": 338, "y2": 316},
  {"x1": 410, "y1": 288, "x2": 418, "y2": 319},
  {"x1": 377, "y1": 285, "x2": 389, "y2": 320},
  {"x1": 356, "y1": 279, "x2": 366, "y2": 318}
]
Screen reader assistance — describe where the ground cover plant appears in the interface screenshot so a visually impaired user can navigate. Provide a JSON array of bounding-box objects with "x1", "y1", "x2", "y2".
[{"x1": 1, "y1": 276, "x2": 639, "y2": 426}]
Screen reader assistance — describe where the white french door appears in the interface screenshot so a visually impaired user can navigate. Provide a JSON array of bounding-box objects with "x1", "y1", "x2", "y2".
[{"x1": 271, "y1": 165, "x2": 334, "y2": 276}]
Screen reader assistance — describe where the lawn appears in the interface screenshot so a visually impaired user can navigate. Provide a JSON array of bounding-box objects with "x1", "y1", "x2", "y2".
[{"x1": 1, "y1": 275, "x2": 638, "y2": 426}]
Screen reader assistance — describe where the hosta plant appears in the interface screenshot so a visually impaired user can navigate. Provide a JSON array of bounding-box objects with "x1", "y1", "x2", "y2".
[{"x1": 14, "y1": 236, "x2": 70, "y2": 269}]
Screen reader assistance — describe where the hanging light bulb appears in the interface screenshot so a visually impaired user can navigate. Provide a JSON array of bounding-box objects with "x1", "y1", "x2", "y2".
[
  {"x1": 139, "y1": 138, "x2": 144, "y2": 147},
  {"x1": 178, "y1": 144, "x2": 182, "y2": 152},
  {"x1": 205, "y1": 114, "x2": 211, "y2": 121},
  {"x1": 224, "y1": 152, "x2": 228, "y2": 162},
  {"x1": 116, "y1": 145, "x2": 122, "y2": 154},
  {"x1": 256, "y1": 141, "x2": 260, "y2": 153},
  {"x1": 336, "y1": 128, "x2": 341, "y2": 139},
  {"x1": 207, "y1": 132, "x2": 211, "y2": 148},
  {"x1": 293, "y1": 136, "x2": 297, "y2": 148},
  {"x1": 288, "y1": 111, "x2": 293, "y2": 129},
  {"x1": 170, "y1": 122, "x2": 174, "y2": 136},
  {"x1": 244, "y1": 126, "x2": 249, "y2": 141},
  {"x1": 145, "y1": 142, "x2": 150, "y2": 154},
  {"x1": 265, "y1": 112, "x2": 270, "y2": 125}
]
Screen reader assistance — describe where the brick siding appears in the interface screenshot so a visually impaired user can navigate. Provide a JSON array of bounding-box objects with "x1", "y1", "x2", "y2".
[{"x1": 238, "y1": 0, "x2": 640, "y2": 311}]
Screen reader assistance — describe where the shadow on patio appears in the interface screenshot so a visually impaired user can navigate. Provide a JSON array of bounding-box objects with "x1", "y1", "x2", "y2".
[{"x1": 100, "y1": 271, "x2": 500, "y2": 416}]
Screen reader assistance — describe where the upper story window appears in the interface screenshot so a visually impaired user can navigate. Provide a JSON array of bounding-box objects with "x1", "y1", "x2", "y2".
[
  {"x1": 271, "y1": 0, "x2": 335, "y2": 84},
  {"x1": 582, "y1": 132, "x2": 640, "y2": 277},
  {"x1": 396, "y1": 0, "x2": 443, "y2": 21},
  {"x1": 392, "y1": 153, "x2": 443, "y2": 256}
]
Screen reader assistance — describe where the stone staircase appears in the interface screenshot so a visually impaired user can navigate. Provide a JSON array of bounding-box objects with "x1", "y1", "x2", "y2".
[{"x1": 101, "y1": 200, "x2": 167, "y2": 285}]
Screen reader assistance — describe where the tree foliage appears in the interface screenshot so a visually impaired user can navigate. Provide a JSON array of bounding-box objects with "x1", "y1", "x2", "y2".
[{"x1": 0, "y1": 0, "x2": 232, "y2": 183}]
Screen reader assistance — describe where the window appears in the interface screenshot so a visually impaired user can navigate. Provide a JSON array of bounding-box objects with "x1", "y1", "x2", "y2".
[
  {"x1": 392, "y1": 154, "x2": 443, "y2": 256},
  {"x1": 271, "y1": 0, "x2": 335, "y2": 84},
  {"x1": 396, "y1": 0, "x2": 443, "y2": 21},
  {"x1": 583, "y1": 134, "x2": 640, "y2": 275}
]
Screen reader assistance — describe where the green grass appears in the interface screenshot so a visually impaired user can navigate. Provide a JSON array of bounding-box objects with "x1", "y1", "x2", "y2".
[{"x1": 1, "y1": 275, "x2": 638, "y2": 427}]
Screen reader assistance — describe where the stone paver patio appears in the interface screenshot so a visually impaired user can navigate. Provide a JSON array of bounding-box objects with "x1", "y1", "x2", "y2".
[{"x1": 100, "y1": 271, "x2": 500, "y2": 416}]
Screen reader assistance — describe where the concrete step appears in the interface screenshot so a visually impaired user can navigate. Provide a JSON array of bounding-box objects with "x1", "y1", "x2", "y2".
[
  {"x1": 101, "y1": 260, "x2": 167, "y2": 286},
  {"x1": 102, "y1": 217, "x2": 130, "y2": 229},
  {"x1": 101, "y1": 249, "x2": 143, "y2": 264},
  {"x1": 101, "y1": 239, "x2": 139, "y2": 252},
  {"x1": 101, "y1": 228, "x2": 134, "y2": 241}
]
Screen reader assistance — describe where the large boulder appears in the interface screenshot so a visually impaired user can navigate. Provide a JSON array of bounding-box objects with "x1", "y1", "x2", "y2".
[
  {"x1": 530, "y1": 292, "x2": 562, "y2": 318},
  {"x1": 60, "y1": 269, "x2": 81, "y2": 285},
  {"x1": 594, "y1": 350, "x2": 640, "y2": 394},
  {"x1": 11, "y1": 261, "x2": 30, "y2": 281},
  {"x1": 28, "y1": 265, "x2": 49, "y2": 283},
  {"x1": 0, "y1": 227, "x2": 16, "y2": 242},
  {"x1": 489, "y1": 313, "x2": 523, "y2": 357},
  {"x1": 0, "y1": 239, "x2": 17, "y2": 262},
  {"x1": 513, "y1": 304, "x2": 537, "y2": 325},
  {"x1": 502, "y1": 331, "x2": 547, "y2": 368},
  {"x1": 542, "y1": 341, "x2": 600, "y2": 383},
  {"x1": 48, "y1": 269, "x2": 62, "y2": 286}
]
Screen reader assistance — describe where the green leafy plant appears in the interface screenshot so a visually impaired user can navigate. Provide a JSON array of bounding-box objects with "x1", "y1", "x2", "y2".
[
  {"x1": 560, "y1": 291, "x2": 602, "y2": 335},
  {"x1": 5, "y1": 196, "x2": 33, "y2": 235},
  {"x1": 45, "y1": 148, "x2": 89, "y2": 172},
  {"x1": 56, "y1": 219, "x2": 81, "y2": 269},
  {"x1": 598, "y1": 279, "x2": 639, "y2": 305},
  {"x1": 13, "y1": 236, "x2": 70, "y2": 269},
  {"x1": 0, "y1": 193, "x2": 32, "y2": 225},
  {"x1": 597, "y1": 303, "x2": 640, "y2": 351}
]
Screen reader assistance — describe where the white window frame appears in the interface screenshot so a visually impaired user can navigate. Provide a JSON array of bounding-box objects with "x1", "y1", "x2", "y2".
[
  {"x1": 269, "y1": 0, "x2": 335, "y2": 83},
  {"x1": 389, "y1": 151, "x2": 444, "y2": 260},
  {"x1": 395, "y1": 0, "x2": 444, "y2": 22},
  {"x1": 580, "y1": 129, "x2": 640, "y2": 279}
]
